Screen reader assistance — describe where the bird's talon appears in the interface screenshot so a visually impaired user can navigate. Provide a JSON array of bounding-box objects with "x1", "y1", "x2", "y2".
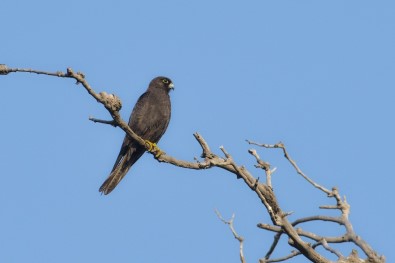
[
  {"x1": 145, "y1": 140, "x2": 163, "y2": 157},
  {"x1": 154, "y1": 150, "x2": 164, "y2": 158},
  {"x1": 145, "y1": 140, "x2": 156, "y2": 151}
]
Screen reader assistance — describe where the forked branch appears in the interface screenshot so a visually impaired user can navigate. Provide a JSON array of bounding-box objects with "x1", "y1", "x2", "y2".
[
  {"x1": 215, "y1": 210, "x2": 246, "y2": 263},
  {"x1": 247, "y1": 141, "x2": 384, "y2": 263},
  {"x1": 1, "y1": 65, "x2": 384, "y2": 263}
]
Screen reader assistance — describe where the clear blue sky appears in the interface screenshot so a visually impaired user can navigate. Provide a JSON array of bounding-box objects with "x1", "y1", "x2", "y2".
[{"x1": 1, "y1": 1, "x2": 394, "y2": 262}]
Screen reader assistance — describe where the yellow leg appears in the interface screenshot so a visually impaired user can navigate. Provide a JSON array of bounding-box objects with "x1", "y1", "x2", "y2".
[{"x1": 144, "y1": 140, "x2": 163, "y2": 158}]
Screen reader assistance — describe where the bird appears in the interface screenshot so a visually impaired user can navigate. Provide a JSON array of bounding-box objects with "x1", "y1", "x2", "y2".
[{"x1": 99, "y1": 76, "x2": 174, "y2": 195}]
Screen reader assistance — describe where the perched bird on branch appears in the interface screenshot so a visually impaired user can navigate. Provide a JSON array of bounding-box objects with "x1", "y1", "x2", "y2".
[{"x1": 99, "y1": 77, "x2": 174, "y2": 195}]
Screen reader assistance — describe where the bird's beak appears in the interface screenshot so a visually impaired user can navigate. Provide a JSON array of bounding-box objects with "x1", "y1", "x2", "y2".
[{"x1": 169, "y1": 83, "x2": 175, "y2": 90}]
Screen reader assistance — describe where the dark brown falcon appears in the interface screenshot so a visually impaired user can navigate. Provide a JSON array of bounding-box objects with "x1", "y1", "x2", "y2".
[{"x1": 99, "y1": 76, "x2": 174, "y2": 195}]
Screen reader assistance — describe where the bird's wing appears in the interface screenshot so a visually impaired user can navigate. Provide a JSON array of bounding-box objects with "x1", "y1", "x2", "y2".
[
  {"x1": 109, "y1": 91, "x2": 152, "y2": 171},
  {"x1": 129, "y1": 91, "x2": 171, "y2": 142}
]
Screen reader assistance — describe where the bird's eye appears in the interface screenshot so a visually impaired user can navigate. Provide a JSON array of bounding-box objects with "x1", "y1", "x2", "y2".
[{"x1": 162, "y1": 79, "x2": 169, "y2": 84}]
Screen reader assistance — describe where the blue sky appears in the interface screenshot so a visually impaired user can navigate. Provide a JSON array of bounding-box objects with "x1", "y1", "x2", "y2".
[{"x1": 1, "y1": 1, "x2": 394, "y2": 262}]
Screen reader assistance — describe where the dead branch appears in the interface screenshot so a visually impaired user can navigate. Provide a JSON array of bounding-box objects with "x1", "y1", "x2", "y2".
[
  {"x1": 248, "y1": 141, "x2": 385, "y2": 263},
  {"x1": 215, "y1": 210, "x2": 246, "y2": 263},
  {"x1": 1, "y1": 65, "x2": 385, "y2": 263}
]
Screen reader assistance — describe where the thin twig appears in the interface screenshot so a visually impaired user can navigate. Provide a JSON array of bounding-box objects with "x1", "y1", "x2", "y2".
[
  {"x1": 88, "y1": 117, "x2": 117, "y2": 127},
  {"x1": 215, "y1": 210, "x2": 246, "y2": 263},
  {"x1": 246, "y1": 140, "x2": 332, "y2": 194},
  {"x1": 248, "y1": 149, "x2": 272, "y2": 187},
  {"x1": 320, "y1": 239, "x2": 344, "y2": 259},
  {"x1": 260, "y1": 242, "x2": 324, "y2": 263},
  {"x1": 260, "y1": 250, "x2": 300, "y2": 263}
]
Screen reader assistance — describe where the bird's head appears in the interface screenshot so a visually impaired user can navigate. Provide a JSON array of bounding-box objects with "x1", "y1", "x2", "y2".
[{"x1": 149, "y1": 76, "x2": 174, "y2": 92}]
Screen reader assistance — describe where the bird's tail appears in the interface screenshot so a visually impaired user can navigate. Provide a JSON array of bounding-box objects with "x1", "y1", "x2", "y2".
[{"x1": 99, "y1": 151, "x2": 133, "y2": 195}]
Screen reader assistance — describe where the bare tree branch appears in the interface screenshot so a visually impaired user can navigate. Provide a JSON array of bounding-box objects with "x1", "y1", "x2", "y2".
[
  {"x1": 215, "y1": 210, "x2": 246, "y2": 263},
  {"x1": 88, "y1": 116, "x2": 117, "y2": 127},
  {"x1": 260, "y1": 249, "x2": 301, "y2": 263},
  {"x1": 1, "y1": 65, "x2": 385, "y2": 263},
  {"x1": 246, "y1": 140, "x2": 331, "y2": 194},
  {"x1": 260, "y1": 242, "x2": 325, "y2": 263},
  {"x1": 249, "y1": 140, "x2": 385, "y2": 263},
  {"x1": 248, "y1": 148, "x2": 273, "y2": 187},
  {"x1": 321, "y1": 239, "x2": 344, "y2": 259}
]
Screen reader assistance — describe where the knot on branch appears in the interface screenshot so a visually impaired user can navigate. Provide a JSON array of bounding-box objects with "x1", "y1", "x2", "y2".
[
  {"x1": 66, "y1": 67, "x2": 74, "y2": 76},
  {"x1": 76, "y1": 71, "x2": 86, "y2": 79},
  {"x1": 99, "y1": 92, "x2": 122, "y2": 112},
  {"x1": 66, "y1": 67, "x2": 85, "y2": 84},
  {"x1": 340, "y1": 249, "x2": 364, "y2": 263},
  {"x1": 0, "y1": 64, "x2": 9, "y2": 75},
  {"x1": 201, "y1": 152, "x2": 216, "y2": 159}
]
